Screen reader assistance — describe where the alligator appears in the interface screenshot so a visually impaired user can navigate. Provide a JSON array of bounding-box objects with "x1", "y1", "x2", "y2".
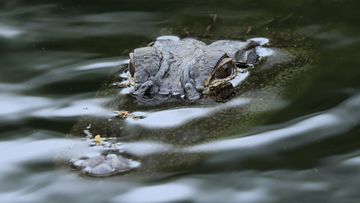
[
  {"x1": 122, "y1": 36, "x2": 271, "y2": 102},
  {"x1": 69, "y1": 35, "x2": 311, "y2": 177}
]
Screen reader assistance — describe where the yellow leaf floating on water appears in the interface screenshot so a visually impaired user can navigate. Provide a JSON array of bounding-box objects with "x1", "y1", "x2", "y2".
[
  {"x1": 117, "y1": 111, "x2": 130, "y2": 119},
  {"x1": 94, "y1": 134, "x2": 102, "y2": 145}
]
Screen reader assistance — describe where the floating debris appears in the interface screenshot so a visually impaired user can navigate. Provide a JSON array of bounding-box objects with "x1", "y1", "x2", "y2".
[
  {"x1": 83, "y1": 124, "x2": 93, "y2": 139},
  {"x1": 211, "y1": 13, "x2": 218, "y2": 23},
  {"x1": 206, "y1": 25, "x2": 212, "y2": 33},
  {"x1": 113, "y1": 77, "x2": 135, "y2": 88},
  {"x1": 94, "y1": 134, "x2": 102, "y2": 145},
  {"x1": 70, "y1": 132, "x2": 138, "y2": 177},
  {"x1": 246, "y1": 26, "x2": 252, "y2": 34},
  {"x1": 70, "y1": 151, "x2": 140, "y2": 177},
  {"x1": 113, "y1": 81, "x2": 130, "y2": 88},
  {"x1": 115, "y1": 110, "x2": 145, "y2": 120}
]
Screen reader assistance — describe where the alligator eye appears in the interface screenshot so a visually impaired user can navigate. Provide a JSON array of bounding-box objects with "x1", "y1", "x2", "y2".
[
  {"x1": 213, "y1": 56, "x2": 234, "y2": 79},
  {"x1": 214, "y1": 63, "x2": 233, "y2": 79}
]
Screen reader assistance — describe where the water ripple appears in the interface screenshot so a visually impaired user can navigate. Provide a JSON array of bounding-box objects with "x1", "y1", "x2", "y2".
[
  {"x1": 185, "y1": 93, "x2": 360, "y2": 158},
  {"x1": 126, "y1": 97, "x2": 251, "y2": 128}
]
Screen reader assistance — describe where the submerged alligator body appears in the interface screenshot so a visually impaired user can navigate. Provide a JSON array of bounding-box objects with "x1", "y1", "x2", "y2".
[
  {"x1": 69, "y1": 36, "x2": 310, "y2": 177},
  {"x1": 126, "y1": 36, "x2": 272, "y2": 102}
]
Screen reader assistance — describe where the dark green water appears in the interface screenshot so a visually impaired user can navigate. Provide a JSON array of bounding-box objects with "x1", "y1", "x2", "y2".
[{"x1": 1, "y1": 0, "x2": 360, "y2": 202}]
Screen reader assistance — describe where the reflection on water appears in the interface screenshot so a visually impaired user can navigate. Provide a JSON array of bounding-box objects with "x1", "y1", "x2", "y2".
[
  {"x1": 1, "y1": 0, "x2": 360, "y2": 202},
  {"x1": 0, "y1": 23, "x2": 22, "y2": 38},
  {"x1": 126, "y1": 97, "x2": 251, "y2": 128}
]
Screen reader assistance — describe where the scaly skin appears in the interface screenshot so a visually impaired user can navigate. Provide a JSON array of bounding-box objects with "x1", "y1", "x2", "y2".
[{"x1": 129, "y1": 36, "x2": 268, "y2": 102}]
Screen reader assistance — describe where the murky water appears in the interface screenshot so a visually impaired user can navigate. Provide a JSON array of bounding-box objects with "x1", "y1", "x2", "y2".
[{"x1": 1, "y1": 0, "x2": 360, "y2": 202}]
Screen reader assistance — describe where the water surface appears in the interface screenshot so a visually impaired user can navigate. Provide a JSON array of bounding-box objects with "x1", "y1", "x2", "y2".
[{"x1": 1, "y1": 0, "x2": 360, "y2": 203}]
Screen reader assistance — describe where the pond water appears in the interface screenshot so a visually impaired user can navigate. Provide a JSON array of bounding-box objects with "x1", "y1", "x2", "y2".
[{"x1": 1, "y1": 0, "x2": 360, "y2": 202}]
